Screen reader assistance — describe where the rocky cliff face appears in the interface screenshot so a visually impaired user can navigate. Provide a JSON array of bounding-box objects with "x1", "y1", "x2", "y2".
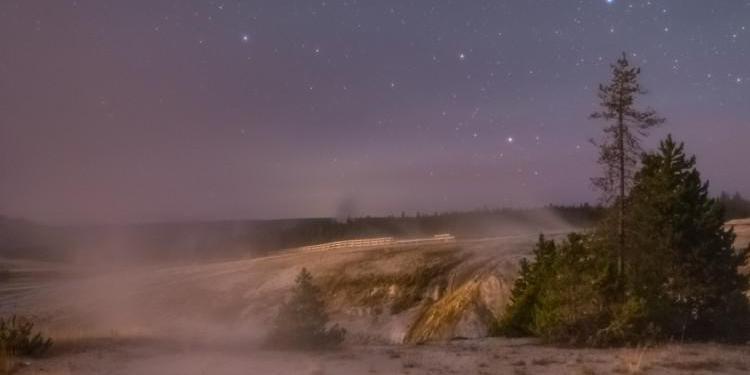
[{"x1": 316, "y1": 244, "x2": 520, "y2": 343}]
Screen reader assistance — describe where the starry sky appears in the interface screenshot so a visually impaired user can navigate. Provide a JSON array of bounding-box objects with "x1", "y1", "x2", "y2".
[{"x1": 1, "y1": 1, "x2": 749, "y2": 224}]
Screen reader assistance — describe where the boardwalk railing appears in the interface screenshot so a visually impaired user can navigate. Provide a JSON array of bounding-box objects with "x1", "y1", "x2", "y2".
[{"x1": 298, "y1": 234, "x2": 455, "y2": 252}]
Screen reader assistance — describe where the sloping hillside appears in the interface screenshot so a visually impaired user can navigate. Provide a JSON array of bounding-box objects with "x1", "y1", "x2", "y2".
[{"x1": 0, "y1": 234, "x2": 559, "y2": 346}]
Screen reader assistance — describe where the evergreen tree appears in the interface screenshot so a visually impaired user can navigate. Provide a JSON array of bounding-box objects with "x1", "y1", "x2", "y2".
[
  {"x1": 498, "y1": 234, "x2": 613, "y2": 345},
  {"x1": 591, "y1": 53, "x2": 665, "y2": 277},
  {"x1": 499, "y1": 136, "x2": 750, "y2": 345},
  {"x1": 627, "y1": 135, "x2": 750, "y2": 341},
  {"x1": 496, "y1": 235, "x2": 557, "y2": 336},
  {"x1": 268, "y1": 268, "x2": 345, "y2": 349}
]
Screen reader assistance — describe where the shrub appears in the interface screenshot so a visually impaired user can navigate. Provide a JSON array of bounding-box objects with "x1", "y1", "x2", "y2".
[
  {"x1": 0, "y1": 315, "x2": 52, "y2": 357},
  {"x1": 267, "y1": 268, "x2": 345, "y2": 349}
]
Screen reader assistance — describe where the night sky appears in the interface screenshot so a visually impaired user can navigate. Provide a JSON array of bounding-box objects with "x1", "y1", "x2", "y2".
[{"x1": 1, "y1": 1, "x2": 748, "y2": 223}]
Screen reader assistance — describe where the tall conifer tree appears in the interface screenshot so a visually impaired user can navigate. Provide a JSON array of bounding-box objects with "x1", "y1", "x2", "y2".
[{"x1": 591, "y1": 53, "x2": 665, "y2": 277}]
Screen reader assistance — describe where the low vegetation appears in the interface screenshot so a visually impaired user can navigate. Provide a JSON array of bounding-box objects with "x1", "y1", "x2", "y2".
[
  {"x1": 0, "y1": 315, "x2": 52, "y2": 357},
  {"x1": 0, "y1": 315, "x2": 52, "y2": 374}
]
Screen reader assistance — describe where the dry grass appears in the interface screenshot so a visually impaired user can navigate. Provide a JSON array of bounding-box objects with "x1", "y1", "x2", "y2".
[
  {"x1": 660, "y1": 358, "x2": 723, "y2": 372},
  {"x1": 614, "y1": 345, "x2": 650, "y2": 374},
  {"x1": 653, "y1": 344, "x2": 750, "y2": 373}
]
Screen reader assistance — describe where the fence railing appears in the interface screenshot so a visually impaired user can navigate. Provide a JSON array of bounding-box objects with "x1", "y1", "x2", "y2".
[{"x1": 298, "y1": 234, "x2": 455, "y2": 252}]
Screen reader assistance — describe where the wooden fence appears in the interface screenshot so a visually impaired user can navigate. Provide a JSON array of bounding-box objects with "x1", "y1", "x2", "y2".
[{"x1": 298, "y1": 234, "x2": 455, "y2": 252}]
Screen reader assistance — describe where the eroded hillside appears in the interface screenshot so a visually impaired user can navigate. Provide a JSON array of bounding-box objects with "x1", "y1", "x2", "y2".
[{"x1": 0, "y1": 234, "x2": 561, "y2": 346}]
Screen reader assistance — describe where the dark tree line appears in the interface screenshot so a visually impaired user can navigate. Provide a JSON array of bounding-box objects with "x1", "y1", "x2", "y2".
[
  {"x1": 718, "y1": 192, "x2": 750, "y2": 220},
  {"x1": 0, "y1": 205, "x2": 604, "y2": 262}
]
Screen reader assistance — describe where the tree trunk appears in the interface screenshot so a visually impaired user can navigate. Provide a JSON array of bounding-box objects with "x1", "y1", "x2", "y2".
[{"x1": 617, "y1": 110, "x2": 625, "y2": 278}]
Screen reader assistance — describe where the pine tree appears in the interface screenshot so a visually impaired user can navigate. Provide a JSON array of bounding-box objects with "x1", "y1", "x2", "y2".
[
  {"x1": 496, "y1": 235, "x2": 557, "y2": 336},
  {"x1": 268, "y1": 268, "x2": 345, "y2": 349},
  {"x1": 627, "y1": 135, "x2": 750, "y2": 341},
  {"x1": 591, "y1": 53, "x2": 665, "y2": 278},
  {"x1": 498, "y1": 234, "x2": 612, "y2": 344},
  {"x1": 499, "y1": 136, "x2": 750, "y2": 345}
]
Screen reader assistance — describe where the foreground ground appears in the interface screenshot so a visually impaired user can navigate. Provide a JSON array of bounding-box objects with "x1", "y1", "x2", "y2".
[{"x1": 15, "y1": 337, "x2": 750, "y2": 375}]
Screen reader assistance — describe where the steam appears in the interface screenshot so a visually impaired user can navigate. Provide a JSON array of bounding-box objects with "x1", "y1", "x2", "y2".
[{"x1": 0, "y1": 202, "x2": 590, "y2": 374}]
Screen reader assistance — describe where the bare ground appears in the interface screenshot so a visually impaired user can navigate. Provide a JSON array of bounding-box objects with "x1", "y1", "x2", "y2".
[{"x1": 14, "y1": 336, "x2": 750, "y2": 375}]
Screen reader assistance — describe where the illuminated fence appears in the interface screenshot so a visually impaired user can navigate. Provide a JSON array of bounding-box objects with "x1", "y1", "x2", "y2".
[
  {"x1": 395, "y1": 233, "x2": 455, "y2": 245},
  {"x1": 298, "y1": 234, "x2": 455, "y2": 252}
]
